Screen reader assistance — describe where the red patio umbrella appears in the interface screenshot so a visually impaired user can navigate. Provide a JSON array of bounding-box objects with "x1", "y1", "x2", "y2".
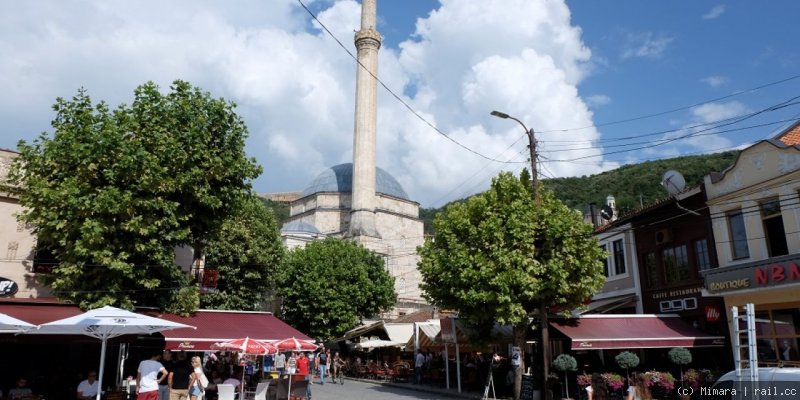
[
  {"x1": 213, "y1": 337, "x2": 278, "y2": 355},
  {"x1": 213, "y1": 337, "x2": 277, "y2": 400},
  {"x1": 273, "y1": 337, "x2": 318, "y2": 352}
]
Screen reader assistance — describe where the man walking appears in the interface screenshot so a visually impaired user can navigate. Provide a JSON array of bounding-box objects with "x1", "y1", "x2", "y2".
[
  {"x1": 275, "y1": 352, "x2": 287, "y2": 376},
  {"x1": 159, "y1": 350, "x2": 173, "y2": 400},
  {"x1": 415, "y1": 350, "x2": 425, "y2": 384},
  {"x1": 168, "y1": 352, "x2": 193, "y2": 400},
  {"x1": 317, "y1": 349, "x2": 328, "y2": 384},
  {"x1": 297, "y1": 352, "x2": 311, "y2": 400},
  {"x1": 137, "y1": 351, "x2": 167, "y2": 400}
]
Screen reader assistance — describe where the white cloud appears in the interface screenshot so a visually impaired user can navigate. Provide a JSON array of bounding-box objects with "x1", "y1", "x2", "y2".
[
  {"x1": 702, "y1": 5, "x2": 726, "y2": 20},
  {"x1": 586, "y1": 95, "x2": 611, "y2": 107},
  {"x1": 621, "y1": 32, "x2": 673, "y2": 59},
  {"x1": 701, "y1": 75, "x2": 728, "y2": 87},
  {"x1": 642, "y1": 101, "x2": 748, "y2": 158},
  {"x1": 0, "y1": 0, "x2": 616, "y2": 207}
]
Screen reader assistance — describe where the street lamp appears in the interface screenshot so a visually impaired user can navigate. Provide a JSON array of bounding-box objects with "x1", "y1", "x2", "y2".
[
  {"x1": 491, "y1": 110, "x2": 550, "y2": 400},
  {"x1": 490, "y1": 110, "x2": 538, "y2": 203}
]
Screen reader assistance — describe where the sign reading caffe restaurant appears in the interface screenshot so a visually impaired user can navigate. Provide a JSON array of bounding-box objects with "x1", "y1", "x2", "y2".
[{"x1": 704, "y1": 255, "x2": 800, "y2": 293}]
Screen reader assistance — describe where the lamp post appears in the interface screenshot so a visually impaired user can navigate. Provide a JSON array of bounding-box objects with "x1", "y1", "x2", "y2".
[
  {"x1": 490, "y1": 111, "x2": 538, "y2": 204},
  {"x1": 491, "y1": 110, "x2": 550, "y2": 400}
]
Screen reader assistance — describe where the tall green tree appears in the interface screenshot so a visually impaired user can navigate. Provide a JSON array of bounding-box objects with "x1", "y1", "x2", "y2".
[
  {"x1": 418, "y1": 172, "x2": 605, "y2": 400},
  {"x1": 8, "y1": 80, "x2": 261, "y2": 313},
  {"x1": 276, "y1": 237, "x2": 396, "y2": 341},
  {"x1": 200, "y1": 193, "x2": 284, "y2": 311}
]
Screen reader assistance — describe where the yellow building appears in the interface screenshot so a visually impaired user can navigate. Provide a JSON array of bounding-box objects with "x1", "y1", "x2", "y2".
[{"x1": 702, "y1": 121, "x2": 800, "y2": 366}]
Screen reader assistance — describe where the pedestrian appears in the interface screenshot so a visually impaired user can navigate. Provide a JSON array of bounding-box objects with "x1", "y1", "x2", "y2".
[
  {"x1": 275, "y1": 351, "x2": 287, "y2": 376},
  {"x1": 9, "y1": 377, "x2": 33, "y2": 400},
  {"x1": 626, "y1": 373, "x2": 651, "y2": 400},
  {"x1": 297, "y1": 352, "x2": 311, "y2": 400},
  {"x1": 415, "y1": 350, "x2": 425, "y2": 384},
  {"x1": 168, "y1": 352, "x2": 193, "y2": 400},
  {"x1": 159, "y1": 350, "x2": 173, "y2": 400},
  {"x1": 586, "y1": 372, "x2": 609, "y2": 400},
  {"x1": 317, "y1": 349, "x2": 329, "y2": 384},
  {"x1": 137, "y1": 351, "x2": 167, "y2": 400},
  {"x1": 77, "y1": 371, "x2": 99, "y2": 400},
  {"x1": 287, "y1": 352, "x2": 298, "y2": 375},
  {"x1": 188, "y1": 356, "x2": 207, "y2": 400}
]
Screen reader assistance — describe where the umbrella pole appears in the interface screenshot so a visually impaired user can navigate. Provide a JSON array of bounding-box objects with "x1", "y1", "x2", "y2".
[
  {"x1": 96, "y1": 338, "x2": 108, "y2": 400},
  {"x1": 240, "y1": 366, "x2": 245, "y2": 400}
]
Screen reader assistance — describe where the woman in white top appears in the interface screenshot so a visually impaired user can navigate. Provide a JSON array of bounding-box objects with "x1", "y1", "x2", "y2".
[{"x1": 188, "y1": 356, "x2": 206, "y2": 400}]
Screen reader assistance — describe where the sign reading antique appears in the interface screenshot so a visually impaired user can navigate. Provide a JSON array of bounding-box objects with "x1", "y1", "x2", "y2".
[
  {"x1": 0, "y1": 278, "x2": 18, "y2": 297},
  {"x1": 705, "y1": 257, "x2": 800, "y2": 293}
]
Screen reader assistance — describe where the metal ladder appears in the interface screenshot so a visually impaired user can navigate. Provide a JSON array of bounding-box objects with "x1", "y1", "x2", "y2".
[{"x1": 731, "y1": 304, "x2": 759, "y2": 395}]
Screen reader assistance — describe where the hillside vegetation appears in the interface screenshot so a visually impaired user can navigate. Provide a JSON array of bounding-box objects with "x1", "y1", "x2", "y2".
[{"x1": 421, "y1": 151, "x2": 739, "y2": 234}]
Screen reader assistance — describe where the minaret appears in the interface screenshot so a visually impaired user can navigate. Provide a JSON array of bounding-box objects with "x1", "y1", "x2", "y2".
[{"x1": 348, "y1": 0, "x2": 381, "y2": 239}]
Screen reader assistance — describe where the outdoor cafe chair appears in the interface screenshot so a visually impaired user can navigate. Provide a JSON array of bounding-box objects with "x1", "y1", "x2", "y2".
[
  {"x1": 288, "y1": 379, "x2": 308, "y2": 400},
  {"x1": 217, "y1": 383, "x2": 236, "y2": 400},
  {"x1": 254, "y1": 381, "x2": 270, "y2": 400}
]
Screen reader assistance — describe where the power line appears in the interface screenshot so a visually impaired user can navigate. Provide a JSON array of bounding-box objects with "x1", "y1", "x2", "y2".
[
  {"x1": 295, "y1": 0, "x2": 516, "y2": 165},
  {"x1": 537, "y1": 73, "x2": 800, "y2": 134}
]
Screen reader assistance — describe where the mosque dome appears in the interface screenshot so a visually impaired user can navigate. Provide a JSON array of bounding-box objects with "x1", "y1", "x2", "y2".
[
  {"x1": 280, "y1": 221, "x2": 322, "y2": 235},
  {"x1": 301, "y1": 163, "x2": 410, "y2": 200}
]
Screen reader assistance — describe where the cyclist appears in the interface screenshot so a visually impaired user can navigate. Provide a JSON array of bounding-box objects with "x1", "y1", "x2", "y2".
[{"x1": 331, "y1": 352, "x2": 345, "y2": 384}]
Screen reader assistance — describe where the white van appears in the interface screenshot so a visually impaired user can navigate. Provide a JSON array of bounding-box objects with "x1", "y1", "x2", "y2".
[{"x1": 706, "y1": 368, "x2": 800, "y2": 399}]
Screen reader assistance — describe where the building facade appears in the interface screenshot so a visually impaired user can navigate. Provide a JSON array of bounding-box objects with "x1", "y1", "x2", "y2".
[
  {"x1": 0, "y1": 149, "x2": 50, "y2": 299},
  {"x1": 703, "y1": 128, "x2": 800, "y2": 367}
]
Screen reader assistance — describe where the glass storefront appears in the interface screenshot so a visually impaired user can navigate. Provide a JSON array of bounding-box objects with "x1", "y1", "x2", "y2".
[{"x1": 739, "y1": 307, "x2": 800, "y2": 366}]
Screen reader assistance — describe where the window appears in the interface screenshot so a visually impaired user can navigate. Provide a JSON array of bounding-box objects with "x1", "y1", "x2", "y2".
[
  {"x1": 644, "y1": 252, "x2": 660, "y2": 288},
  {"x1": 761, "y1": 197, "x2": 788, "y2": 257},
  {"x1": 727, "y1": 210, "x2": 750, "y2": 259},
  {"x1": 694, "y1": 239, "x2": 711, "y2": 271},
  {"x1": 612, "y1": 239, "x2": 626, "y2": 275},
  {"x1": 600, "y1": 244, "x2": 609, "y2": 277},
  {"x1": 663, "y1": 244, "x2": 690, "y2": 284},
  {"x1": 742, "y1": 308, "x2": 800, "y2": 366}
]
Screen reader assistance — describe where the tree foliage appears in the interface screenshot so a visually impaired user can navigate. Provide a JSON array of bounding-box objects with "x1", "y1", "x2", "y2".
[
  {"x1": 276, "y1": 237, "x2": 396, "y2": 341},
  {"x1": 8, "y1": 80, "x2": 261, "y2": 313},
  {"x1": 419, "y1": 172, "x2": 605, "y2": 328},
  {"x1": 418, "y1": 172, "x2": 606, "y2": 399},
  {"x1": 200, "y1": 193, "x2": 284, "y2": 311}
]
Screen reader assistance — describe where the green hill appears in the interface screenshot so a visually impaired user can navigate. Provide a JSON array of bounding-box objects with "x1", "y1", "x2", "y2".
[{"x1": 420, "y1": 151, "x2": 739, "y2": 234}]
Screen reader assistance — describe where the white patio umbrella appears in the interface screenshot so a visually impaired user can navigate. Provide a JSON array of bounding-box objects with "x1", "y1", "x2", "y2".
[
  {"x1": 0, "y1": 312, "x2": 35, "y2": 333},
  {"x1": 30, "y1": 305, "x2": 194, "y2": 400}
]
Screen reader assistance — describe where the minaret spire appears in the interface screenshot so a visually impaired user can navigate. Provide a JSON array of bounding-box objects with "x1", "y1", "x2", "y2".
[{"x1": 349, "y1": 0, "x2": 381, "y2": 239}]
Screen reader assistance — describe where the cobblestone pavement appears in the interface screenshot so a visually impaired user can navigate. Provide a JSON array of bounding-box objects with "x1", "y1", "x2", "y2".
[{"x1": 305, "y1": 378, "x2": 484, "y2": 400}]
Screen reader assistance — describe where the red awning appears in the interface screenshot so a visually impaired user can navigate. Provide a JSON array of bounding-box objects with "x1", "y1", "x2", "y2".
[
  {"x1": 142, "y1": 310, "x2": 313, "y2": 351},
  {"x1": 550, "y1": 314, "x2": 725, "y2": 350},
  {"x1": 0, "y1": 301, "x2": 311, "y2": 351}
]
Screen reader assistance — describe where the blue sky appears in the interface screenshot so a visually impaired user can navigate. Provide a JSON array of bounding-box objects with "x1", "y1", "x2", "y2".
[{"x1": 1, "y1": 0, "x2": 799, "y2": 207}]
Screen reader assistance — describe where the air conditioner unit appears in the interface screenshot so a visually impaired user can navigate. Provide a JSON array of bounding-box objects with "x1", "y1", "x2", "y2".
[{"x1": 655, "y1": 229, "x2": 673, "y2": 245}]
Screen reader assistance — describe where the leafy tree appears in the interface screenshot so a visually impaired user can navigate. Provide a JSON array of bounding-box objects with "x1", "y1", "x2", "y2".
[
  {"x1": 8, "y1": 80, "x2": 261, "y2": 314},
  {"x1": 418, "y1": 172, "x2": 605, "y2": 400},
  {"x1": 200, "y1": 193, "x2": 284, "y2": 311},
  {"x1": 276, "y1": 237, "x2": 396, "y2": 341}
]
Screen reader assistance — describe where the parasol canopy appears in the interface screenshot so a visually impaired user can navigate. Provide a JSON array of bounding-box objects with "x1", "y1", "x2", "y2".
[{"x1": 273, "y1": 337, "x2": 318, "y2": 352}]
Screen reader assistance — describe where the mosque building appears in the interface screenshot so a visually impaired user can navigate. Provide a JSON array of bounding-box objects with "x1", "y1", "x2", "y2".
[{"x1": 278, "y1": 0, "x2": 426, "y2": 318}]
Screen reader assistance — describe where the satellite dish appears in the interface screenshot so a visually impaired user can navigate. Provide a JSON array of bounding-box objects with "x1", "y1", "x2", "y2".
[
  {"x1": 661, "y1": 170, "x2": 686, "y2": 196},
  {"x1": 600, "y1": 205, "x2": 614, "y2": 220}
]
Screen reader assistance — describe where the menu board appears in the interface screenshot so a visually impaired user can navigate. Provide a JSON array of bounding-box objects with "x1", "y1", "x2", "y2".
[{"x1": 520, "y1": 374, "x2": 535, "y2": 400}]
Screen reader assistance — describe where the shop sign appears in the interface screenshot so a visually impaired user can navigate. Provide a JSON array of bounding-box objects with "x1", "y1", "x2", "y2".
[
  {"x1": 0, "y1": 278, "x2": 18, "y2": 297},
  {"x1": 705, "y1": 256, "x2": 800, "y2": 293},
  {"x1": 177, "y1": 341, "x2": 196, "y2": 349},
  {"x1": 705, "y1": 306, "x2": 721, "y2": 322}
]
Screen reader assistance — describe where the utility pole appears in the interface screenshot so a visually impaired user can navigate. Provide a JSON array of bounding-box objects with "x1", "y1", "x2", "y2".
[{"x1": 491, "y1": 110, "x2": 549, "y2": 400}]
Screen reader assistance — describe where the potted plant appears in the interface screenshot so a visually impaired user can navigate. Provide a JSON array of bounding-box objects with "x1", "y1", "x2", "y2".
[
  {"x1": 668, "y1": 347, "x2": 692, "y2": 393},
  {"x1": 553, "y1": 354, "x2": 578, "y2": 399},
  {"x1": 614, "y1": 351, "x2": 639, "y2": 386}
]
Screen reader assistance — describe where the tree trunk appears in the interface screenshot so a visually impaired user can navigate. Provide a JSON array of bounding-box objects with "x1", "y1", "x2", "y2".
[{"x1": 513, "y1": 323, "x2": 526, "y2": 400}]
